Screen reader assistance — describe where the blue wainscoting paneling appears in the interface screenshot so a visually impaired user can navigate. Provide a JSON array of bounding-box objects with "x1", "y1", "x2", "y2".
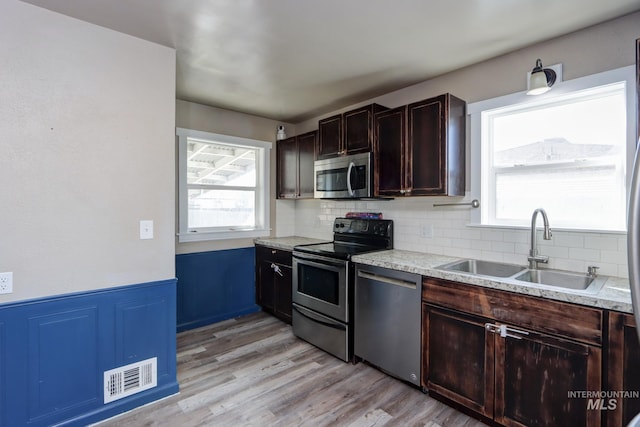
[
  {"x1": 0, "y1": 279, "x2": 179, "y2": 427},
  {"x1": 176, "y1": 247, "x2": 260, "y2": 332},
  {"x1": 0, "y1": 322, "x2": 5, "y2": 427},
  {"x1": 28, "y1": 307, "x2": 100, "y2": 422}
]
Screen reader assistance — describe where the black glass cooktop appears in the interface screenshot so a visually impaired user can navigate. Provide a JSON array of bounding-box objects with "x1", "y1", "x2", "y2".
[
  {"x1": 293, "y1": 217, "x2": 393, "y2": 260},
  {"x1": 293, "y1": 242, "x2": 385, "y2": 260}
]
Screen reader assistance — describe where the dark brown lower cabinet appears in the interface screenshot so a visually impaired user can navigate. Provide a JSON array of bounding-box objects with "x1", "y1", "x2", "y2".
[
  {"x1": 255, "y1": 245, "x2": 292, "y2": 324},
  {"x1": 607, "y1": 311, "x2": 640, "y2": 427},
  {"x1": 423, "y1": 277, "x2": 603, "y2": 426},
  {"x1": 423, "y1": 306, "x2": 494, "y2": 418},
  {"x1": 495, "y1": 326, "x2": 601, "y2": 427}
]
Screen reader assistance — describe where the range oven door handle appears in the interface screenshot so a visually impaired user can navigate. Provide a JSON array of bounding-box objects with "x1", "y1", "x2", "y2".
[
  {"x1": 293, "y1": 252, "x2": 347, "y2": 269},
  {"x1": 292, "y1": 304, "x2": 346, "y2": 331}
]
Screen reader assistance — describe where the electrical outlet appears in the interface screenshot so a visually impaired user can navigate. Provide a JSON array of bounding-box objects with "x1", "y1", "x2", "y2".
[
  {"x1": 421, "y1": 224, "x2": 434, "y2": 239},
  {"x1": 0, "y1": 272, "x2": 13, "y2": 294}
]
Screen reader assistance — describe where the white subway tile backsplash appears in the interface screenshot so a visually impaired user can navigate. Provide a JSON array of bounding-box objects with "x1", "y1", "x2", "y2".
[
  {"x1": 461, "y1": 229, "x2": 483, "y2": 241},
  {"x1": 291, "y1": 199, "x2": 629, "y2": 278},
  {"x1": 553, "y1": 258, "x2": 585, "y2": 273},
  {"x1": 514, "y1": 243, "x2": 530, "y2": 256},
  {"x1": 451, "y1": 238, "x2": 472, "y2": 249},
  {"x1": 538, "y1": 245, "x2": 569, "y2": 259},
  {"x1": 584, "y1": 236, "x2": 619, "y2": 251},
  {"x1": 503, "y1": 231, "x2": 529, "y2": 244},
  {"x1": 443, "y1": 229, "x2": 463, "y2": 239},
  {"x1": 552, "y1": 233, "x2": 585, "y2": 248},
  {"x1": 491, "y1": 241, "x2": 515, "y2": 254},
  {"x1": 503, "y1": 253, "x2": 526, "y2": 265},
  {"x1": 601, "y1": 250, "x2": 626, "y2": 264},
  {"x1": 471, "y1": 239, "x2": 493, "y2": 251},
  {"x1": 568, "y1": 247, "x2": 601, "y2": 263},
  {"x1": 481, "y1": 229, "x2": 504, "y2": 242}
]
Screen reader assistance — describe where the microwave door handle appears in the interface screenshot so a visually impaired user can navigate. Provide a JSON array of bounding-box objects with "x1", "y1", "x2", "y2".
[{"x1": 347, "y1": 161, "x2": 355, "y2": 196}]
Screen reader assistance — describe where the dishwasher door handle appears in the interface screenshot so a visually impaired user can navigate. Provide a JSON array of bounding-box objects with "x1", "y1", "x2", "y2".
[{"x1": 357, "y1": 270, "x2": 417, "y2": 290}]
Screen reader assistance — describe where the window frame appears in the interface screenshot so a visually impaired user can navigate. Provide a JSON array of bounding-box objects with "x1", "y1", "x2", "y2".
[
  {"x1": 176, "y1": 127, "x2": 271, "y2": 242},
  {"x1": 468, "y1": 65, "x2": 636, "y2": 233}
]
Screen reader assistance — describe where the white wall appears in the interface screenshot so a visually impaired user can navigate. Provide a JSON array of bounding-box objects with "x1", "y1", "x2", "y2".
[
  {"x1": 289, "y1": 12, "x2": 640, "y2": 279},
  {"x1": 0, "y1": 1, "x2": 176, "y2": 302}
]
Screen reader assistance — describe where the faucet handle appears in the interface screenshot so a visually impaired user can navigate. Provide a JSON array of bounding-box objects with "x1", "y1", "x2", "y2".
[{"x1": 587, "y1": 265, "x2": 599, "y2": 277}]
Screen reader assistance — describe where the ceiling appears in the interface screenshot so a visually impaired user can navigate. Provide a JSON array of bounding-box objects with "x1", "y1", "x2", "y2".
[{"x1": 21, "y1": 0, "x2": 640, "y2": 123}]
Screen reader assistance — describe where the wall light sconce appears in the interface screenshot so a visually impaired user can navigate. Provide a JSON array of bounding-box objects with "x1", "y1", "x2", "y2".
[
  {"x1": 276, "y1": 125, "x2": 287, "y2": 141},
  {"x1": 526, "y1": 58, "x2": 557, "y2": 95}
]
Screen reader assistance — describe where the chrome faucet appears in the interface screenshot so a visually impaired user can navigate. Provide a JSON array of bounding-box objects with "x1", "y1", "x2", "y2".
[{"x1": 528, "y1": 208, "x2": 552, "y2": 269}]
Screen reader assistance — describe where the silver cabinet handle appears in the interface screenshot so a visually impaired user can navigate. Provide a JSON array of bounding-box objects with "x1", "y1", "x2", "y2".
[
  {"x1": 485, "y1": 323, "x2": 500, "y2": 334},
  {"x1": 270, "y1": 263, "x2": 284, "y2": 277},
  {"x1": 500, "y1": 324, "x2": 529, "y2": 340},
  {"x1": 485, "y1": 323, "x2": 529, "y2": 340}
]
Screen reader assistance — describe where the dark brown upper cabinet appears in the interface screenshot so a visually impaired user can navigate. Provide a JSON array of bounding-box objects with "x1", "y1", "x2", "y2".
[
  {"x1": 317, "y1": 103, "x2": 388, "y2": 159},
  {"x1": 276, "y1": 130, "x2": 316, "y2": 199},
  {"x1": 374, "y1": 94, "x2": 466, "y2": 197}
]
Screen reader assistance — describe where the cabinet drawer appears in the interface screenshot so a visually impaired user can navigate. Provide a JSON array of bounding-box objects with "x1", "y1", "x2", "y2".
[
  {"x1": 255, "y1": 245, "x2": 292, "y2": 266},
  {"x1": 422, "y1": 277, "x2": 603, "y2": 346}
]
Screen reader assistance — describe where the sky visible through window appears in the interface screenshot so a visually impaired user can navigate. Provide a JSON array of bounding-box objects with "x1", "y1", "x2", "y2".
[{"x1": 485, "y1": 83, "x2": 627, "y2": 230}]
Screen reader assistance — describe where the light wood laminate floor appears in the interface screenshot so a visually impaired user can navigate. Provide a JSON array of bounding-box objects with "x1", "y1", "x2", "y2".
[{"x1": 98, "y1": 312, "x2": 487, "y2": 427}]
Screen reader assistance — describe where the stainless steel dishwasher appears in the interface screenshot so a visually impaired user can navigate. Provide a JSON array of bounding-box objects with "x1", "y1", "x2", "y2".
[{"x1": 354, "y1": 264, "x2": 421, "y2": 386}]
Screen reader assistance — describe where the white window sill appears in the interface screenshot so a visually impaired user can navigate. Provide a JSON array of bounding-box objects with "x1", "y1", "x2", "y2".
[{"x1": 177, "y1": 228, "x2": 271, "y2": 243}]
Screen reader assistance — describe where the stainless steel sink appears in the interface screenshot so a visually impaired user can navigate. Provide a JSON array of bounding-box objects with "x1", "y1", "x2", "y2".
[
  {"x1": 514, "y1": 269, "x2": 606, "y2": 292},
  {"x1": 437, "y1": 258, "x2": 608, "y2": 294},
  {"x1": 437, "y1": 259, "x2": 526, "y2": 278}
]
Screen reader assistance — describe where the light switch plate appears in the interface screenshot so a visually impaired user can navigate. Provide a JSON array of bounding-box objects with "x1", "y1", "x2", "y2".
[{"x1": 140, "y1": 220, "x2": 154, "y2": 240}]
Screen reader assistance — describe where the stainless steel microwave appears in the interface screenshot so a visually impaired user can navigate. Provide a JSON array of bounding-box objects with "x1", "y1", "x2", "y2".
[{"x1": 314, "y1": 152, "x2": 372, "y2": 199}]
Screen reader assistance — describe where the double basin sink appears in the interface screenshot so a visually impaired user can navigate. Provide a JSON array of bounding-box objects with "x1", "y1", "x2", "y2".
[{"x1": 436, "y1": 259, "x2": 607, "y2": 293}]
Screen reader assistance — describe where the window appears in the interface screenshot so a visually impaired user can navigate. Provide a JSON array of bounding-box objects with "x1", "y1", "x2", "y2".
[
  {"x1": 176, "y1": 128, "x2": 271, "y2": 242},
  {"x1": 469, "y1": 65, "x2": 636, "y2": 232}
]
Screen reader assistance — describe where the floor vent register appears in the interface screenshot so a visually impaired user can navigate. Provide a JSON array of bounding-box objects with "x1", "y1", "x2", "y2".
[{"x1": 103, "y1": 357, "x2": 157, "y2": 403}]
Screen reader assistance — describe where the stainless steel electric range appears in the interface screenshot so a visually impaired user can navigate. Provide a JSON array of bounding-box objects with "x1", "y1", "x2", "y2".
[{"x1": 291, "y1": 217, "x2": 393, "y2": 362}]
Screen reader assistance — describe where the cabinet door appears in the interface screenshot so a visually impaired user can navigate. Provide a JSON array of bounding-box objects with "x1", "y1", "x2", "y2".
[
  {"x1": 607, "y1": 312, "x2": 640, "y2": 427},
  {"x1": 274, "y1": 265, "x2": 292, "y2": 324},
  {"x1": 297, "y1": 131, "x2": 316, "y2": 198},
  {"x1": 257, "y1": 258, "x2": 276, "y2": 312},
  {"x1": 344, "y1": 106, "x2": 373, "y2": 154},
  {"x1": 494, "y1": 326, "x2": 602, "y2": 427},
  {"x1": 276, "y1": 137, "x2": 298, "y2": 199},
  {"x1": 423, "y1": 305, "x2": 495, "y2": 418},
  {"x1": 407, "y1": 96, "x2": 445, "y2": 195},
  {"x1": 374, "y1": 106, "x2": 406, "y2": 196},
  {"x1": 317, "y1": 114, "x2": 342, "y2": 159},
  {"x1": 255, "y1": 246, "x2": 293, "y2": 324}
]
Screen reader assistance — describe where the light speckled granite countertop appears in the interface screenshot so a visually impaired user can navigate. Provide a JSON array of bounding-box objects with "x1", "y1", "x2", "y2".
[
  {"x1": 352, "y1": 249, "x2": 633, "y2": 314},
  {"x1": 254, "y1": 236, "x2": 329, "y2": 251},
  {"x1": 253, "y1": 238, "x2": 633, "y2": 314}
]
